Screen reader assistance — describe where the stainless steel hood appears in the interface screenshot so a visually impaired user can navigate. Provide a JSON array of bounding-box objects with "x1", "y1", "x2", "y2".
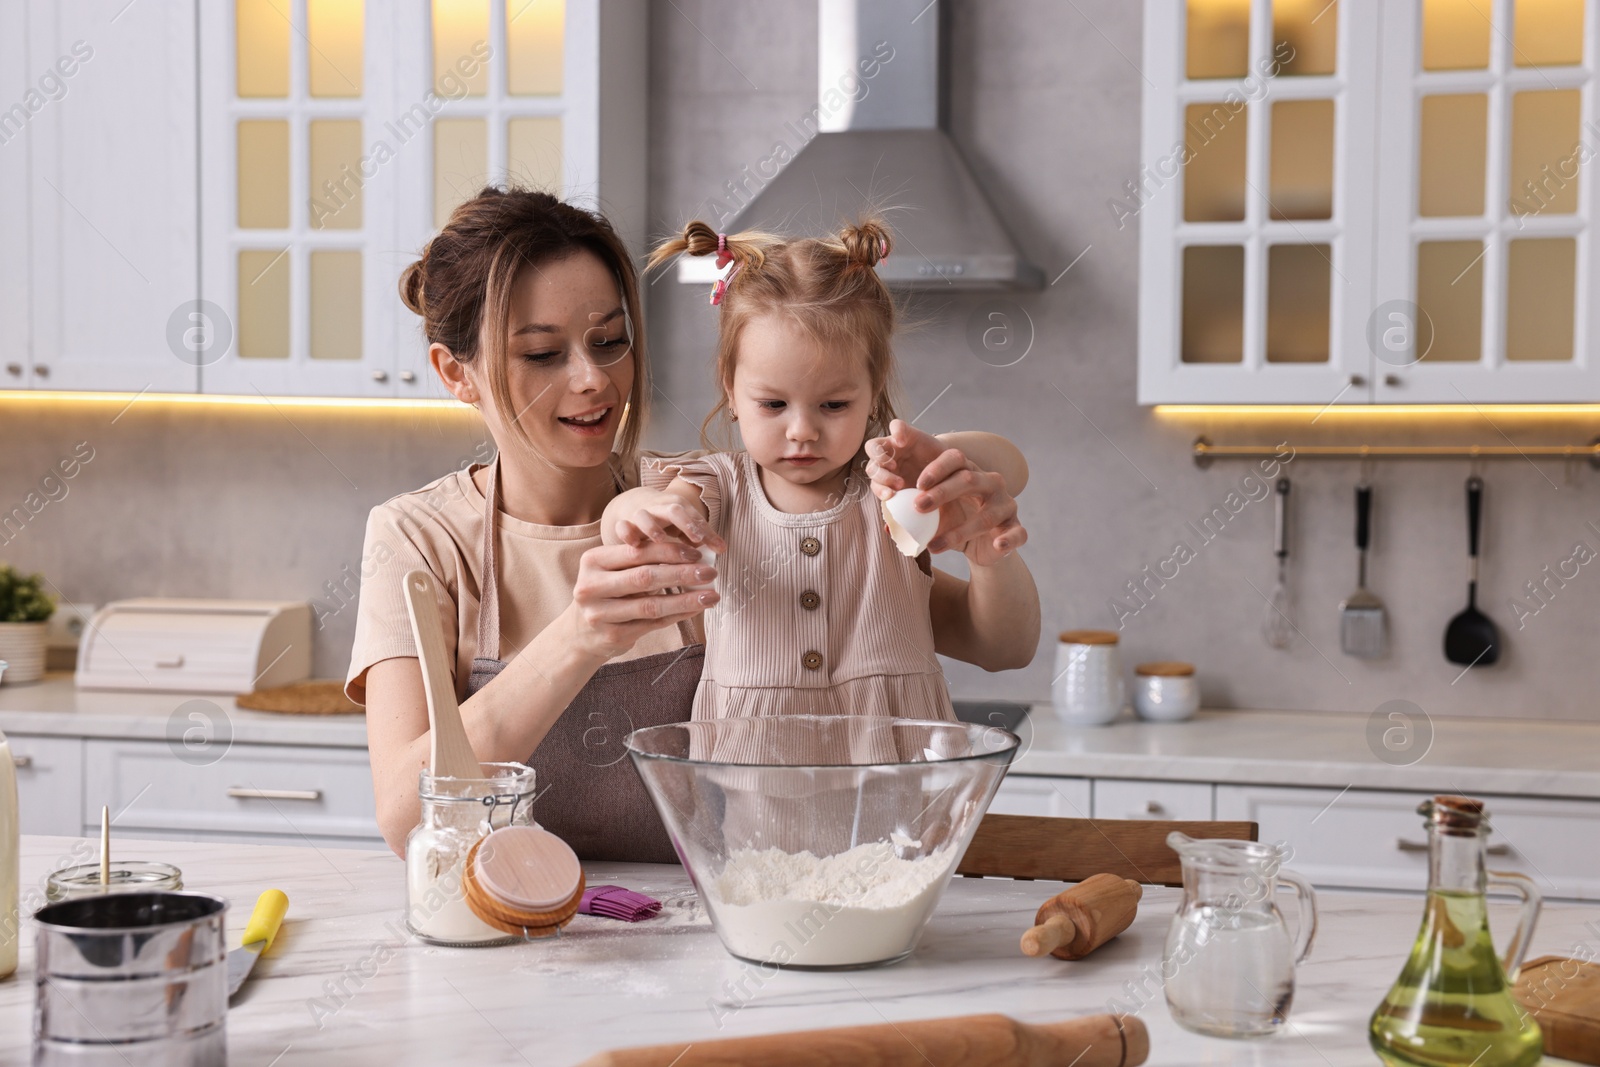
[{"x1": 677, "y1": 0, "x2": 1042, "y2": 291}]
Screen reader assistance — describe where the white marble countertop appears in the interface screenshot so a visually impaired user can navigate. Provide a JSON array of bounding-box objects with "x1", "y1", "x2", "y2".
[
  {"x1": 0, "y1": 835, "x2": 1587, "y2": 1065},
  {"x1": 1010, "y1": 706, "x2": 1600, "y2": 799},
  {"x1": 0, "y1": 674, "x2": 367, "y2": 747}
]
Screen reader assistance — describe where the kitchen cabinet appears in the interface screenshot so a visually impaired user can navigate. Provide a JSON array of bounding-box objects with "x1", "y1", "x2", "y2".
[
  {"x1": 84, "y1": 737, "x2": 383, "y2": 844},
  {"x1": 0, "y1": 0, "x2": 645, "y2": 400},
  {"x1": 1139, "y1": 0, "x2": 1600, "y2": 404},
  {"x1": 989, "y1": 775, "x2": 1092, "y2": 818},
  {"x1": 17, "y1": 0, "x2": 199, "y2": 393},
  {"x1": 1216, "y1": 783, "x2": 1600, "y2": 900},
  {"x1": 8, "y1": 734, "x2": 83, "y2": 838},
  {"x1": 1093, "y1": 777, "x2": 1214, "y2": 821},
  {"x1": 196, "y1": 0, "x2": 647, "y2": 398}
]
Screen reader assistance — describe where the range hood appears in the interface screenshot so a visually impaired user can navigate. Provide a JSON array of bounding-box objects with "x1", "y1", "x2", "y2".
[{"x1": 677, "y1": 0, "x2": 1043, "y2": 291}]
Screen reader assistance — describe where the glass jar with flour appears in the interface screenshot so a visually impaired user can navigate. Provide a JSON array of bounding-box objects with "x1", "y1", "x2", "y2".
[{"x1": 405, "y1": 762, "x2": 536, "y2": 946}]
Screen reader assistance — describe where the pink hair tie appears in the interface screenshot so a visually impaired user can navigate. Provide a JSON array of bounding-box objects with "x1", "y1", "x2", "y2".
[
  {"x1": 710, "y1": 233, "x2": 740, "y2": 305},
  {"x1": 879, "y1": 236, "x2": 889, "y2": 262}
]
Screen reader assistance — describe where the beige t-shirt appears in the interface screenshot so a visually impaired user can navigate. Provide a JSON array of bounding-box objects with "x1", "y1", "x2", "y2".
[{"x1": 344, "y1": 452, "x2": 705, "y2": 705}]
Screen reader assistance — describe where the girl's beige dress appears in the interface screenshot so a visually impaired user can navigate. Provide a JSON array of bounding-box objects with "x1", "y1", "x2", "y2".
[{"x1": 643, "y1": 450, "x2": 957, "y2": 723}]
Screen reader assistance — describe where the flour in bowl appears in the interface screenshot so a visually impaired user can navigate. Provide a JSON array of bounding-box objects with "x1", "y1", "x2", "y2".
[{"x1": 705, "y1": 841, "x2": 953, "y2": 967}]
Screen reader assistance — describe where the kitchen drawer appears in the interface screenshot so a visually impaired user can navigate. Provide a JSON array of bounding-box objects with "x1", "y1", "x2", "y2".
[
  {"x1": 85, "y1": 739, "x2": 379, "y2": 841},
  {"x1": 989, "y1": 776, "x2": 1092, "y2": 818},
  {"x1": 1093, "y1": 778, "x2": 1213, "y2": 821},
  {"x1": 8, "y1": 735, "x2": 84, "y2": 836},
  {"x1": 1217, "y1": 784, "x2": 1600, "y2": 900}
]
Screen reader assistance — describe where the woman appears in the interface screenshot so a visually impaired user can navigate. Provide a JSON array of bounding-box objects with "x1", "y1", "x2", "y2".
[{"x1": 348, "y1": 187, "x2": 1039, "y2": 859}]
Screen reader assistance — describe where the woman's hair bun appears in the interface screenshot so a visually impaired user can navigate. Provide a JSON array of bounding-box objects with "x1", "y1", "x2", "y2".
[
  {"x1": 840, "y1": 219, "x2": 892, "y2": 269},
  {"x1": 398, "y1": 249, "x2": 429, "y2": 316}
]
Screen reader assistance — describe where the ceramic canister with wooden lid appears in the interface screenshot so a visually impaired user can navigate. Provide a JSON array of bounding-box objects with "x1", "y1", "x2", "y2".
[
  {"x1": 1053, "y1": 630, "x2": 1127, "y2": 726},
  {"x1": 1132, "y1": 662, "x2": 1198, "y2": 722}
]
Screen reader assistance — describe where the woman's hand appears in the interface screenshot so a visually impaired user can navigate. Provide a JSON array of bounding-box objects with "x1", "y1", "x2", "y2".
[
  {"x1": 567, "y1": 540, "x2": 719, "y2": 660},
  {"x1": 866, "y1": 419, "x2": 1027, "y2": 566}
]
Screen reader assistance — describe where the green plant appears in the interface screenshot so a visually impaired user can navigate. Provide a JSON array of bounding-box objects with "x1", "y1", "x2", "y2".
[{"x1": 0, "y1": 565, "x2": 55, "y2": 623}]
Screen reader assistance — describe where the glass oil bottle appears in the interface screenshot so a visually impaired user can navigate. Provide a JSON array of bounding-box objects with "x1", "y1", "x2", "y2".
[{"x1": 1370, "y1": 795, "x2": 1544, "y2": 1067}]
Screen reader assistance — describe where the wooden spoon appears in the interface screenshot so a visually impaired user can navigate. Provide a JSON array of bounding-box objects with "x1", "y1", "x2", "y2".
[{"x1": 401, "y1": 569, "x2": 483, "y2": 779}]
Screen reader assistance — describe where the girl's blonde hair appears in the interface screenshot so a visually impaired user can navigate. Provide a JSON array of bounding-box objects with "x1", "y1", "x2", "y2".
[
  {"x1": 647, "y1": 218, "x2": 900, "y2": 448},
  {"x1": 399, "y1": 185, "x2": 650, "y2": 469}
]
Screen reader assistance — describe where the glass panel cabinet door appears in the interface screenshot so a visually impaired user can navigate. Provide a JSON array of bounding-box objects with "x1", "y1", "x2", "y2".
[
  {"x1": 1140, "y1": 0, "x2": 1382, "y2": 404},
  {"x1": 1371, "y1": 0, "x2": 1596, "y2": 402}
]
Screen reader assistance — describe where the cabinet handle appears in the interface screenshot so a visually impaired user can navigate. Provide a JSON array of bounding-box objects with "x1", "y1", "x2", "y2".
[
  {"x1": 11, "y1": 754, "x2": 32, "y2": 769},
  {"x1": 1142, "y1": 800, "x2": 1166, "y2": 816},
  {"x1": 400, "y1": 370, "x2": 416, "y2": 383},
  {"x1": 1349, "y1": 374, "x2": 1367, "y2": 387},
  {"x1": 1383, "y1": 374, "x2": 1402, "y2": 387},
  {"x1": 1397, "y1": 837, "x2": 1511, "y2": 856},
  {"x1": 371, "y1": 370, "x2": 389, "y2": 383},
  {"x1": 5, "y1": 363, "x2": 20, "y2": 377},
  {"x1": 228, "y1": 787, "x2": 322, "y2": 802},
  {"x1": 33, "y1": 364, "x2": 49, "y2": 378}
]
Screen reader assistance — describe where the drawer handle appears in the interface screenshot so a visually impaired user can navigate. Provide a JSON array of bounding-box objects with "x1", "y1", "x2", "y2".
[
  {"x1": 11, "y1": 754, "x2": 32, "y2": 769},
  {"x1": 228, "y1": 787, "x2": 322, "y2": 802},
  {"x1": 1142, "y1": 801, "x2": 1167, "y2": 816},
  {"x1": 1397, "y1": 837, "x2": 1511, "y2": 857},
  {"x1": 154, "y1": 655, "x2": 185, "y2": 669}
]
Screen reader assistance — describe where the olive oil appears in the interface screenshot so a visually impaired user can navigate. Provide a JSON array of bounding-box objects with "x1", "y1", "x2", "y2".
[
  {"x1": 1370, "y1": 797, "x2": 1545, "y2": 1067},
  {"x1": 1370, "y1": 890, "x2": 1542, "y2": 1066}
]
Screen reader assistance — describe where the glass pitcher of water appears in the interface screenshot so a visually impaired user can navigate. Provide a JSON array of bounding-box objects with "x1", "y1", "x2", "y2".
[{"x1": 1163, "y1": 831, "x2": 1319, "y2": 1038}]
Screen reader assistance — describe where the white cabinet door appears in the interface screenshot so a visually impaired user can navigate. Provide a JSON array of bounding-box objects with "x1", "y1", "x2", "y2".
[
  {"x1": 8, "y1": 734, "x2": 83, "y2": 837},
  {"x1": 1093, "y1": 778, "x2": 1213, "y2": 821},
  {"x1": 25, "y1": 0, "x2": 198, "y2": 393},
  {"x1": 1370, "y1": 2, "x2": 1599, "y2": 402},
  {"x1": 85, "y1": 738, "x2": 380, "y2": 842},
  {"x1": 989, "y1": 776, "x2": 1092, "y2": 819},
  {"x1": 1217, "y1": 784, "x2": 1600, "y2": 900},
  {"x1": 0, "y1": 2, "x2": 32, "y2": 391}
]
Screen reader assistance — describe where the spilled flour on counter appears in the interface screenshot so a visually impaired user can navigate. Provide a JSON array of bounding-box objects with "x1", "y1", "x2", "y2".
[{"x1": 706, "y1": 841, "x2": 952, "y2": 967}]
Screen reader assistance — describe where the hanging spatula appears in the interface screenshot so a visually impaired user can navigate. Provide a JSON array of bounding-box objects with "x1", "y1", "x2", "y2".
[
  {"x1": 1262, "y1": 477, "x2": 1293, "y2": 649},
  {"x1": 402, "y1": 569, "x2": 484, "y2": 778},
  {"x1": 1339, "y1": 483, "x2": 1388, "y2": 659},
  {"x1": 1444, "y1": 476, "x2": 1501, "y2": 667}
]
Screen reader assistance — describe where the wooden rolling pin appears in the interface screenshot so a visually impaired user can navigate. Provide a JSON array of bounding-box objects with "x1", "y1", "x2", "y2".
[
  {"x1": 1021, "y1": 873, "x2": 1143, "y2": 961},
  {"x1": 576, "y1": 1012, "x2": 1147, "y2": 1067}
]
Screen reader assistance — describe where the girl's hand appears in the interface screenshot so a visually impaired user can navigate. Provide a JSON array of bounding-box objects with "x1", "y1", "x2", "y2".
[
  {"x1": 568, "y1": 540, "x2": 720, "y2": 660},
  {"x1": 866, "y1": 419, "x2": 1027, "y2": 566},
  {"x1": 610, "y1": 500, "x2": 726, "y2": 553}
]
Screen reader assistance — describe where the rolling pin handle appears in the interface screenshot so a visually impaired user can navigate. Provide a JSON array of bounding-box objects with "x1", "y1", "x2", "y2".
[{"x1": 1021, "y1": 913, "x2": 1077, "y2": 957}]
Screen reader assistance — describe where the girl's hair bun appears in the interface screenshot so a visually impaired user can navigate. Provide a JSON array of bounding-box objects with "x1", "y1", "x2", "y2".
[
  {"x1": 840, "y1": 220, "x2": 891, "y2": 269},
  {"x1": 398, "y1": 250, "x2": 429, "y2": 316}
]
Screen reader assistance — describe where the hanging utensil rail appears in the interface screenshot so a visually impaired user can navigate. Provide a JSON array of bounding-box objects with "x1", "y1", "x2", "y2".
[{"x1": 1192, "y1": 437, "x2": 1600, "y2": 468}]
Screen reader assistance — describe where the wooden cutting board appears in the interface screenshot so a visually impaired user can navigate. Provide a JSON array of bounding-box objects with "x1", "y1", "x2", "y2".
[{"x1": 1515, "y1": 955, "x2": 1600, "y2": 1065}]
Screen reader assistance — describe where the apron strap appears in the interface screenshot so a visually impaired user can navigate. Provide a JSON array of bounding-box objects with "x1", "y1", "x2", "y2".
[
  {"x1": 476, "y1": 457, "x2": 503, "y2": 663},
  {"x1": 477, "y1": 453, "x2": 700, "y2": 662}
]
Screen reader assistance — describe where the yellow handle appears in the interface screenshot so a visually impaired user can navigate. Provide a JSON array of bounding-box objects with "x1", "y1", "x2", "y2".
[{"x1": 242, "y1": 889, "x2": 289, "y2": 951}]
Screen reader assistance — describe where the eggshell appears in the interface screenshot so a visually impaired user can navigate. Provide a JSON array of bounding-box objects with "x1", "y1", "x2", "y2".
[{"x1": 882, "y1": 488, "x2": 938, "y2": 557}]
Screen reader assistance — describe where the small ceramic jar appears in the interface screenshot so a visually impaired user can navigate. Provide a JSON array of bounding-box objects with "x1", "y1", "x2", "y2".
[
  {"x1": 1132, "y1": 662, "x2": 1199, "y2": 723},
  {"x1": 1053, "y1": 630, "x2": 1127, "y2": 726}
]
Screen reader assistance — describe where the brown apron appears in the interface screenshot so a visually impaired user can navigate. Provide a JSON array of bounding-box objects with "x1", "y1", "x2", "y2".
[{"x1": 463, "y1": 459, "x2": 702, "y2": 864}]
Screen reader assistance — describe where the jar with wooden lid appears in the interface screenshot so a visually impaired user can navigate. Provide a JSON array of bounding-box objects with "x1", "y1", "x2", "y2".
[
  {"x1": 1052, "y1": 630, "x2": 1126, "y2": 726},
  {"x1": 1132, "y1": 662, "x2": 1199, "y2": 723}
]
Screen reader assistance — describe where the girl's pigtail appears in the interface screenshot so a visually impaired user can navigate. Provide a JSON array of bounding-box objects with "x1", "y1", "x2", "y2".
[{"x1": 840, "y1": 219, "x2": 892, "y2": 270}]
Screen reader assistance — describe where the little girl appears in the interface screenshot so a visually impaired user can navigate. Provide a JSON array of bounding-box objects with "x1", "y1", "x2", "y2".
[{"x1": 601, "y1": 219, "x2": 1034, "y2": 725}]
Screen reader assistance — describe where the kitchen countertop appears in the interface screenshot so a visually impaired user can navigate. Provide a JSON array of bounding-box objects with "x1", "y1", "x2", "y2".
[
  {"x1": 0, "y1": 674, "x2": 368, "y2": 747},
  {"x1": 1008, "y1": 707, "x2": 1600, "y2": 799},
  {"x1": 1, "y1": 835, "x2": 1587, "y2": 1066},
  {"x1": 4, "y1": 674, "x2": 1598, "y2": 799}
]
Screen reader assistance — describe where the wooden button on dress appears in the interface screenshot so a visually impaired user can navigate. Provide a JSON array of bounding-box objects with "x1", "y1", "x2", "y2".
[
  {"x1": 799, "y1": 590, "x2": 821, "y2": 611},
  {"x1": 799, "y1": 536, "x2": 821, "y2": 557},
  {"x1": 801, "y1": 650, "x2": 824, "y2": 670}
]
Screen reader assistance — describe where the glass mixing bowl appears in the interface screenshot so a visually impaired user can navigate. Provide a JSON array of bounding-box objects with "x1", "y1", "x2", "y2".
[{"x1": 627, "y1": 715, "x2": 1019, "y2": 969}]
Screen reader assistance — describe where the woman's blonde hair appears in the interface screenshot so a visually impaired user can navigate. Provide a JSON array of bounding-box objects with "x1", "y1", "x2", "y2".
[
  {"x1": 647, "y1": 218, "x2": 899, "y2": 449},
  {"x1": 399, "y1": 185, "x2": 649, "y2": 469}
]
